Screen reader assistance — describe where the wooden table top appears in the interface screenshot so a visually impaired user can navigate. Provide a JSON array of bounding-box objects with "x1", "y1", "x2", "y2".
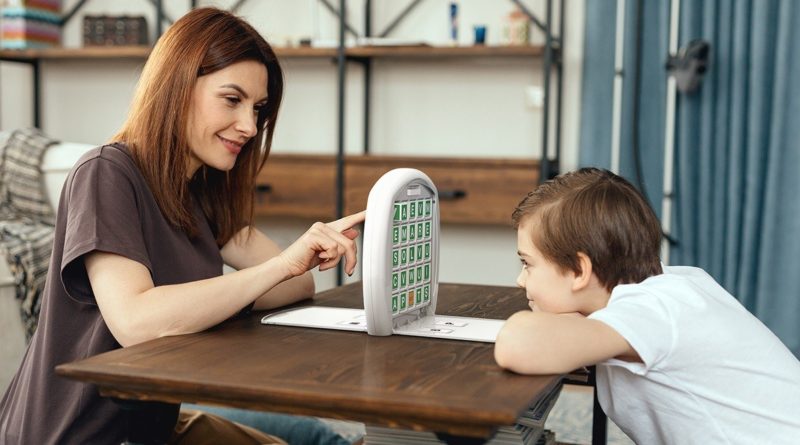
[{"x1": 56, "y1": 283, "x2": 560, "y2": 438}]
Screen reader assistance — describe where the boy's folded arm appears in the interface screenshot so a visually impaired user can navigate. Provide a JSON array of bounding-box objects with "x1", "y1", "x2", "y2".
[{"x1": 494, "y1": 311, "x2": 639, "y2": 375}]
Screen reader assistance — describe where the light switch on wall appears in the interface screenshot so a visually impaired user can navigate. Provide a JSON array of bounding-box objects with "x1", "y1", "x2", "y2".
[{"x1": 525, "y1": 85, "x2": 544, "y2": 109}]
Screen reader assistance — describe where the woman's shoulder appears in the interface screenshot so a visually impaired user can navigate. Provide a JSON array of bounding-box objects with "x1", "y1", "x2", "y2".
[
  {"x1": 72, "y1": 142, "x2": 133, "y2": 166},
  {"x1": 62, "y1": 143, "x2": 152, "y2": 205},
  {"x1": 70, "y1": 142, "x2": 141, "y2": 179}
]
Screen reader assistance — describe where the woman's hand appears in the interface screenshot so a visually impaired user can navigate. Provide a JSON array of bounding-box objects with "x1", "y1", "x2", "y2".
[{"x1": 277, "y1": 211, "x2": 366, "y2": 278}]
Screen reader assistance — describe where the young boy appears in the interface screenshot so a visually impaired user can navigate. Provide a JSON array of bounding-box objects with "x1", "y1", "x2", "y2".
[{"x1": 494, "y1": 168, "x2": 800, "y2": 444}]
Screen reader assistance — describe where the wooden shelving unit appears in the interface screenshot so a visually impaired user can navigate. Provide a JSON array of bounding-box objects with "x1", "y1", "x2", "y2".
[
  {"x1": 0, "y1": 0, "x2": 564, "y2": 286},
  {"x1": 0, "y1": 2, "x2": 561, "y2": 216}
]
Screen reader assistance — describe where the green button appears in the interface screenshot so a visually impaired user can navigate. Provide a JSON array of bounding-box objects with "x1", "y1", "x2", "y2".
[
  {"x1": 400, "y1": 248, "x2": 407, "y2": 265},
  {"x1": 392, "y1": 249, "x2": 399, "y2": 267},
  {"x1": 392, "y1": 295, "x2": 398, "y2": 313},
  {"x1": 416, "y1": 244, "x2": 423, "y2": 261},
  {"x1": 400, "y1": 292, "x2": 407, "y2": 310},
  {"x1": 409, "y1": 269, "x2": 415, "y2": 286},
  {"x1": 424, "y1": 264, "x2": 430, "y2": 280},
  {"x1": 401, "y1": 225, "x2": 408, "y2": 242},
  {"x1": 392, "y1": 273, "x2": 398, "y2": 290},
  {"x1": 417, "y1": 200, "x2": 424, "y2": 217},
  {"x1": 392, "y1": 227, "x2": 400, "y2": 244},
  {"x1": 424, "y1": 221, "x2": 431, "y2": 238},
  {"x1": 393, "y1": 204, "x2": 401, "y2": 221},
  {"x1": 400, "y1": 270, "x2": 407, "y2": 287},
  {"x1": 416, "y1": 288, "x2": 422, "y2": 304},
  {"x1": 425, "y1": 199, "x2": 432, "y2": 216},
  {"x1": 409, "y1": 224, "x2": 416, "y2": 241},
  {"x1": 423, "y1": 285, "x2": 430, "y2": 301},
  {"x1": 408, "y1": 246, "x2": 415, "y2": 264},
  {"x1": 409, "y1": 200, "x2": 416, "y2": 219},
  {"x1": 416, "y1": 266, "x2": 423, "y2": 282},
  {"x1": 424, "y1": 243, "x2": 430, "y2": 259},
  {"x1": 401, "y1": 203, "x2": 408, "y2": 221}
]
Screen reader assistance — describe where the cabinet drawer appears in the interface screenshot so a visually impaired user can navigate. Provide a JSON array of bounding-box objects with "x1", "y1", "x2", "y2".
[
  {"x1": 255, "y1": 154, "x2": 337, "y2": 220},
  {"x1": 345, "y1": 156, "x2": 540, "y2": 225}
]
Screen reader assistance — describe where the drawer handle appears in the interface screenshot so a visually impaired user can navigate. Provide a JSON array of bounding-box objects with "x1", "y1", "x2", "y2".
[
  {"x1": 439, "y1": 189, "x2": 467, "y2": 200},
  {"x1": 256, "y1": 184, "x2": 273, "y2": 193}
]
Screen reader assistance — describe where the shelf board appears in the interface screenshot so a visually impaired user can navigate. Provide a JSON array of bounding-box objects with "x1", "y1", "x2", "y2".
[
  {"x1": 1, "y1": 44, "x2": 548, "y2": 62},
  {"x1": 275, "y1": 47, "x2": 338, "y2": 58},
  {"x1": 0, "y1": 46, "x2": 151, "y2": 61},
  {"x1": 0, "y1": 46, "x2": 338, "y2": 61},
  {"x1": 347, "y1": 44, "x2": 546, "y2": 58}
]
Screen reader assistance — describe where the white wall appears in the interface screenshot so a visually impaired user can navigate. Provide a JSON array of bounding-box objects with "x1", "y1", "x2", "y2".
[{"x1": 0, "y1": 0, "x2": 584, "y2": 292}]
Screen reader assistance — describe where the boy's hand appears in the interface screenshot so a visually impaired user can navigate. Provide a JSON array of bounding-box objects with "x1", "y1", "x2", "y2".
[{"x1": 278, "y1": 211, "x2": 366, "y2": 278}]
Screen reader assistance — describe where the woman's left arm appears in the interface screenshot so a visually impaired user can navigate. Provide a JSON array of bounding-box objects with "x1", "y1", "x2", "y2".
[{"x1": 221, "y1": 227, "x2": 315, "y2": 310}]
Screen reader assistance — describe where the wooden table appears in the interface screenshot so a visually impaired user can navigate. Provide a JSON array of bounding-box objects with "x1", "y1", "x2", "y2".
[{"x1": 56, "y1": 283, "x2": 602, "y2": 443}]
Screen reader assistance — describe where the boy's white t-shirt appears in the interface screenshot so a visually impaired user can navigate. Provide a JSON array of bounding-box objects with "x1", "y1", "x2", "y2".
[{"x1": 588, "y1": 266, "x2": 800, "y2": 445}]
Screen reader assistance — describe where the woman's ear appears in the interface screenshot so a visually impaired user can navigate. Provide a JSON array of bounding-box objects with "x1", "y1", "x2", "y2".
[{"x1": 572, "y1": 252, "x2": 594, "y2": 292}]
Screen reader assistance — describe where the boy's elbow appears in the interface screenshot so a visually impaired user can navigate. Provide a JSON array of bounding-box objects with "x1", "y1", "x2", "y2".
[
  {"x1": 494, "y1": 337, "x2": 571, "y2": 375},
  {"x1": 494, "y1": 324, "x2": 519, "y2": 369},
  {"x1": 493, "y1": 312, "x2": 576, "y2": 375},
  {"x1": 494, "y1": 314, "x2": 542, "y2": 373}
]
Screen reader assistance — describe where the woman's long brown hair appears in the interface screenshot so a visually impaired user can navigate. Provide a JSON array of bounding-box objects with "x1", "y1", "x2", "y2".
[{"x1": 113, "y1": 7, "x2": 283, "y2": 246}]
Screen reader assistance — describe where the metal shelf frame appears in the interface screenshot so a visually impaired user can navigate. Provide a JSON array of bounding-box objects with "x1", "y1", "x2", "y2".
[
  {"x1": 325, "y1": 0, "x2": 565, "y2": 287},
  {"x1": 0, "y1": 0, "x2": 562, "y2": 183},
  {"x1": 322, "y1": 0, "x2": 564, "y2": 183}
]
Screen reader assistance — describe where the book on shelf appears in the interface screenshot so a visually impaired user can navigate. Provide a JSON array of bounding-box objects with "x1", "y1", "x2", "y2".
[
  {"x1": 365, "y1": 381, "x2": 563, "y2": 445},
  {"x1": 82, "y1": 15, "x2": 148, "y2": 47}
]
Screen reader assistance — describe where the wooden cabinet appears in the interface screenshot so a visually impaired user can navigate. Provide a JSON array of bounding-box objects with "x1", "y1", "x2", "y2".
[
  {"x1": 254, "y1": 154, "x2": 539, "y2": 225},
  {"x1": 345, "y1": 156, "x2": 539, "y2": 225},
  {"x1": 255, "y1": 154, "x2": 336, "y2": 220}
]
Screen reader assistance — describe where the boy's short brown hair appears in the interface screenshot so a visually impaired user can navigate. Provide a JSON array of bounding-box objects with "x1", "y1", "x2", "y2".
[{"x1": 512, "y1": 168, "x2": 662, "y2": 291}]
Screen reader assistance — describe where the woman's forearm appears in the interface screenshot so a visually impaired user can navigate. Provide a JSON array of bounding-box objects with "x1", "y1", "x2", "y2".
[{"x1": 89, "y1": 252, "x2": 292, "y2": 346}]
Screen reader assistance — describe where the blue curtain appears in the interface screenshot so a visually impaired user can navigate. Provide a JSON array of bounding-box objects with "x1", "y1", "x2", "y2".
[
  {"x1": 579, "y1": 0, "x2": 669, "y2": 219},
  {"x1": 579, "y1": 0, "x2": 800, "y2": 357},
  {"x1": 671, "y1": 0, "x2": 800, "y2": 356}
]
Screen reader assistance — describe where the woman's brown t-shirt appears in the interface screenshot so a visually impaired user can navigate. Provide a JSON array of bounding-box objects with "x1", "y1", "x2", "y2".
[{"x1": 0, "y1": 144, "x2": 223, "y2": 444}]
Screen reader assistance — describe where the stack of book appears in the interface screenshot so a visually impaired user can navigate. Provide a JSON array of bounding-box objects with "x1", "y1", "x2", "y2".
[
  {"x1": 1, "y1": 0, "x2": 61, "y2": 49},
  {"x1": 365, "y1": 382, "x2": 563, "y2": 445}
]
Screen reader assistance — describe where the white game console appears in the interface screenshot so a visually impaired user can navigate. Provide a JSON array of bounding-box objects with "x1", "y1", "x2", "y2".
[{"x1": 262, "y1": 168, "x2": 504, "y2": 343}]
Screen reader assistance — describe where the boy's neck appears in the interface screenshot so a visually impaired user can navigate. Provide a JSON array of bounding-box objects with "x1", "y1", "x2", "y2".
[{"x1": 577, "y1": 277, "x2": 613, "y2": 315}]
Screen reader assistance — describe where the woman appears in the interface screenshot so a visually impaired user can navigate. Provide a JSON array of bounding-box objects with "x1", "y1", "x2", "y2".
[{"x1": 0, "y1": 7, "x2": 363, "y2": 444}]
